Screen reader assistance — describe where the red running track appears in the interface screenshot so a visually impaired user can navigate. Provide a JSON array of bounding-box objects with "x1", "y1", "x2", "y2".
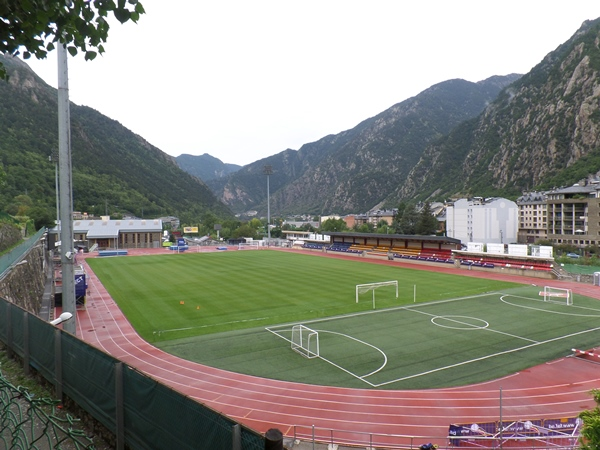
[{"x1": 72, "y1": 248, "x2": 600, "y2": 447}]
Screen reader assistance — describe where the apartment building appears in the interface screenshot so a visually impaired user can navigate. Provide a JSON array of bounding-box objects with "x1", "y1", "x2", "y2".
[
  {"x1": 546, "y1": 183, "x2": 600, "y2": 247},
  {"x1": 516, "y1": 192, "x2": 548, "y2": 244}
]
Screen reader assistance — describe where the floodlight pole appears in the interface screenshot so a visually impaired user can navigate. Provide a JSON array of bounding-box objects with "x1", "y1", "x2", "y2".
[
  {"x1": 263, "y1": 165, "x2": 272, "y2": 247},
  {"x1": 57, "y1": 43, "x2": 76, "y2": 335}
]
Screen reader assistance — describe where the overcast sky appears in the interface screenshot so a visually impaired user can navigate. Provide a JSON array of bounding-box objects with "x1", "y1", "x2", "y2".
[{"x1": 24, "y1": 1, "x2": 600, "y2": 166}]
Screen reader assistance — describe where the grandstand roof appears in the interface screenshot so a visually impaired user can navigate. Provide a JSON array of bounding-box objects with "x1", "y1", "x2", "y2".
[
  {"x1": 325, "y1": 232, "x2": 461, "y2": 245},
  {"x1": 66, "y1": 219, "x2": 163, "y2": 238}
]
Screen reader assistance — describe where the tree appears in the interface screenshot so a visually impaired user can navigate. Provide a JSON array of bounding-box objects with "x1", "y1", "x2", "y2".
[
  {"x1": 416, "y1": 201, "x2": 439, "y2": 235},
  {"x1": 233, "y1": 223, "x2": 258, "y2": 240},
  {"x1": 397, "y1": 203, "x2": 418, "y2": 235},
  {"x1": 0, "y1": 0, "x2": 145, "y2": 79},
  {"x1": 579, "y1": 389, "x2": 600, "y2": 450},
  {"x1": 356, "y1": 222, "x2": 375, "y2": 233},
  {"x1": 28, "y1": 205, "x2": 55, "y2": 229},
  {"x1": 376, "y1": 220, "x2": 390, "y2": 234},
  {"x1": 392, "y1": 201, "x2": 408, "y2": 233},
  {"x1": 320, "y1": 218, "x2": 347, "y2": 233}
]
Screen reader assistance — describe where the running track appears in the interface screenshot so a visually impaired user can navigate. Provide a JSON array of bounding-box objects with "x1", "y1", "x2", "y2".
[{"x1": 73, "y1": 248, "x2": 600, "y2": 447}]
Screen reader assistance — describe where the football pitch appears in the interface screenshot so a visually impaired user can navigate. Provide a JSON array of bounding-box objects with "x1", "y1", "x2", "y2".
[{"x1": 87, "y1": 250, "x2": 600, "y2": 390}]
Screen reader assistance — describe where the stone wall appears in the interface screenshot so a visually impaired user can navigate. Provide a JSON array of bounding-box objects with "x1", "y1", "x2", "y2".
[
  {"x1": 0, "y1": 241, "x2": 47, "y2": 315},
  {"x1": 0, "y1": 223, "x2": 22, "y2": 251}
]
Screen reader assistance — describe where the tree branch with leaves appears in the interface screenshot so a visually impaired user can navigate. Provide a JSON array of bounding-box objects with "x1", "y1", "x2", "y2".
[
  {"x1": 0, "y1": 0, "x2": 145, "y2": 79},
  {"x1": 579, "y1": 389, "x2": 600, "y2": 450}
]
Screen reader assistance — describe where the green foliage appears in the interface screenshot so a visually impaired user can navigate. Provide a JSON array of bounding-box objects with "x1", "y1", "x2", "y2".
[
  {"x1": 579, "y1": 389, "x2": 600, "y2": 450},
  {"x1": 232, "y1": 223, "x2": 258, "y2": 239},
  {"x1": 0, "y1": 0, "x2": 145, "y2": 79},
  {"x1": 415, "y1": 202, "x2": 437, "y2": 235},
  {"x1": 355, "y1": 222, "x2": 375, "y2": 233},
  {"x1": 320, "y1": 218, "x2": 347, "y2": 232},
  {"x1": 0, "y1": 55, "x2": 232, "y2": 223},
  {"x1": 396, "y1": 203, "x2": 418, "y2": 234}
]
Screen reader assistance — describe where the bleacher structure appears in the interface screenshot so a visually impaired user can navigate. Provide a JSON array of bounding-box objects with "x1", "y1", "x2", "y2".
[{"x1": 299, "y1": 232, "x2": 558, "y2": 277}]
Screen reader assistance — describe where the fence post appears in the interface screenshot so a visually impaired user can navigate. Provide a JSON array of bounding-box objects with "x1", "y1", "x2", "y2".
[
  {"x1": 54, "y1": 328, "x2": 62, "y2": 400},
  {"x1": 232, "y1": 423, "x2": 241, "y2": 450},
  {"x1": 265, "y1": 428, "x2": 283, "y2": 450},
  {"x1": 23, "y1": 311, "x2": 30, "y2": 375},
  {"x1": 6, "y1": 303, "x2": 12, "y2": 358},
  {"x1": 115, "y1": 362, "x2": 125, "y2": 450}
]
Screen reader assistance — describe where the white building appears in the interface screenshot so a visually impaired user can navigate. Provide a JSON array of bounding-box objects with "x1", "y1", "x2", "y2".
[{"x1": 446, "y1": 197, "x2": 518, "y2": 245}]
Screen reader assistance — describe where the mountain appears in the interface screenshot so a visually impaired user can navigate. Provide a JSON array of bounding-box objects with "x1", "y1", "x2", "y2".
[
  {"x1": 207, "y1": 75, "x2": 521, "y2": 216},
  {"x1": 0, "y1": 55, "x2": 232, "y2": 224},
  {"x1": 175, "y1": 153, "x2": 240, "y2": 182},
  {"x1": 398, "y1": 18, "x2": 600, "y2": 201}
]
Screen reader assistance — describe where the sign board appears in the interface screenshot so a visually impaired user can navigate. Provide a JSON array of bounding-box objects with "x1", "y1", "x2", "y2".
[
  {"x1": 487, "y1": 243, "x2": 505, "y2": 254},
  {"x1": 508, "y1": 244, "x2": 528, "y2": 256},
  {"x1": 467, "y1": 242, "x2": 484, "y2": 252}
]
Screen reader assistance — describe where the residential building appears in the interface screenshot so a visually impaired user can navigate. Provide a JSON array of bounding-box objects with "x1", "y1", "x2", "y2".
[
  {"x1": 516, "y1": 192, "x2": 548, "y2": 244},
  {"x1": 445, "y1": 197, "x2": 518, "y2": 245},
  {"x1": 546, "y1": 183, "x2": 600, "y2": 247}
]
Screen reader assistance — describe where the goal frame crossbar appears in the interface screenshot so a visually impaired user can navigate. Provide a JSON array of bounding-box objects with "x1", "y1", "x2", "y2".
[
  {"x1": 238, "y1": 241, "x2": 260, "y2": 250},
  {"x1": 291, "y1": 324, "x2": 320, "y2": 359},
  {"x1": 356, "y1": 280, "x2": 398, "y2": 308},
  {"x1": 540, "y1": 286, "x2": 573, "y2": 305}
]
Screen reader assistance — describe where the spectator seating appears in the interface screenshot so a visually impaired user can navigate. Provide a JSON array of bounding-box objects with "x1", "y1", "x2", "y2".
[
  {"x1": 368, "y1": 246, "x2": 391, "y2": 256},
  {"x1": 458, "y1": 256, "x2": 553, "y2": 271},
  {"x1": 329, "y1": 242, "x2": 359, "y2": 253},
  {"x1": 349, "y1": 244, "x2": 375, "y2": 253},
  {"x1": 302, "y1": 242, "x2": 328, "y2": 250}
]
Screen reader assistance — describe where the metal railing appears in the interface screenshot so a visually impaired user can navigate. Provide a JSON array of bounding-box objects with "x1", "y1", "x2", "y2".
[
  {"x1": 292, "y1": 424, "x2": 581, "y2": 450},
  {"x1": 0, "y1": 227, "x2": 46, "y2": 280}
]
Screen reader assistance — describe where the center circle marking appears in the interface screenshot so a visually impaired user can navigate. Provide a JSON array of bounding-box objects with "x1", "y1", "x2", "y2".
[{"x1": 431, "y1": 315, "x2": 489, "y2": 330}]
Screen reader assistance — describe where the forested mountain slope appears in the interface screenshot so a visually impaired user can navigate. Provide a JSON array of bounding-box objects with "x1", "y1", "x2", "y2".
[{"x1": 0, "y1": 55, "x2": 232, "y2": 224}]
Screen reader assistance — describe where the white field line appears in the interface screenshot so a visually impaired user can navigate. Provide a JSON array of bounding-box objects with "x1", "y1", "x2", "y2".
[{"x1": 267, "y1": 292, "x2": 600, "y2": 388}]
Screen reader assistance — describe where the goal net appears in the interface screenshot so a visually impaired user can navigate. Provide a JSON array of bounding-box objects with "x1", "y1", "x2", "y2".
[
  {"x1": 356, "y1": 280, "x2": 398, "y2": 309},
  {"x1": 238, "y1": 241, "x2": 259, "y2": 250},
  {"x1": 541, "y1": 286, "x2": 573, "y2": 305},
  {"x1": 291, "y1": 324, "x2": 319, "y2": 359}
]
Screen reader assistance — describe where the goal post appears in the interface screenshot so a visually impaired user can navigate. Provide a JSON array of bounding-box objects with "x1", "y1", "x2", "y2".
[
  {"x1": 291, "y1": 324, "x2": 320, "y2": 359},
  {"x1": 356, "y1": 280, "x2": 399, "y2": 309},
  {"x1": 238, "y1": 241, "x2": 259, "y2": 250},
  {"x1": 541, "y1": 286, "x2": 573, "y2": 305}
]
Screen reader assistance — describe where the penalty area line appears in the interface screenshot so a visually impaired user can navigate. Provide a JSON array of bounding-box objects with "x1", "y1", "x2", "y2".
[{"x1": 155, "y1": 316, "x2": 269, "y2": 334}]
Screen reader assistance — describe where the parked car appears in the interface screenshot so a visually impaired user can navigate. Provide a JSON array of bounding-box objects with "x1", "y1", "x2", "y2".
[{"x1": 566, "y1": 252, "x2": 581, "y2": 258}]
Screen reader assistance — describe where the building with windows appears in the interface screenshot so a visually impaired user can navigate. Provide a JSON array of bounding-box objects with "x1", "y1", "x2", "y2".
[
  {"x1": 546, "y1": 183, "x2": 600, "y2": 247},
  {"x1": 516, "y1": 192, "x2": 548, "y2": 244},
  {"x1": 445, "y1": 197, "x2": 518, "y2": 245},
  {"x1": 50, "y1": 217, "x2": 164, "y2": 250}
]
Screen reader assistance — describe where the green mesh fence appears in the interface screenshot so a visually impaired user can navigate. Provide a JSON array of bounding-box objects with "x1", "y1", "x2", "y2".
[
  {"x1": 0, "y1": 370, "x2": 96, "y2": 449},
  {"x1": 123, "y1": 367, "x2": 263, "y2": 450},
  {"x1": 62, "y1": 333, "x2": 118, "y2": 435},
  {"x1": 0, "y1": 299, "x2": 266, "y2": 450},
  {"x1": 28, "y1": 313, "x2": 57, "y2": 381}
]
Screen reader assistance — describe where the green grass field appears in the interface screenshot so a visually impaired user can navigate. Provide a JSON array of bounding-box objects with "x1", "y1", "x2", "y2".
[{"x1": 87, "y1": 250, "x2": 600, "y2": 389}]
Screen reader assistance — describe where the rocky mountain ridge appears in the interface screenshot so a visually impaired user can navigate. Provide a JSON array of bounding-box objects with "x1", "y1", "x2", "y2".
[
  {"x1": 195, "y1": 19, "x2": 600, "y2": 217},
  {"x1": 206, "y1": 75, "x2": 521, "y2": 216}
]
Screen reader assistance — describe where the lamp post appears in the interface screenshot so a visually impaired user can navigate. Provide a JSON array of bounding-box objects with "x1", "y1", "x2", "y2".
[
  {"x1": 57, "y1": 42, "x2": 76, "y2": 335},
  {"x1": 263, "y1": 165, "x2": 272, "y2": 247}
]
